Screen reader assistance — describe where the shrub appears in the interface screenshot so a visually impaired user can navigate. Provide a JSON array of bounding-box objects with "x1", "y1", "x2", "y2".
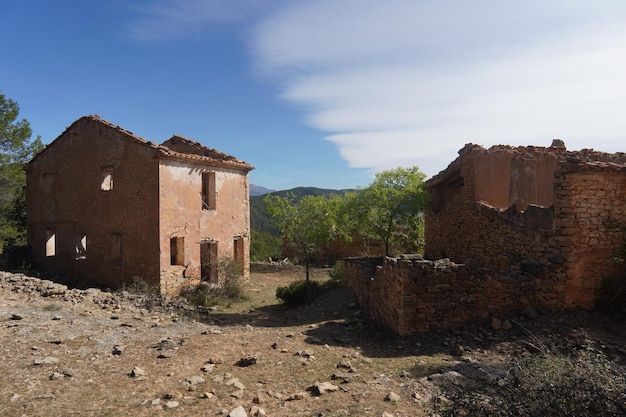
[
  {"x1": 276, "y1": 277, "x2": 340, "y2": 306},
  {"x1": 182, "y1": 258, "x2": 246, "y2": 307},
  {"x1": 432, "y1": 344, "x2": 626, "y2": 417},
  {"x1": 121, "y1": 276, "x2": 159, "y2": 295}
]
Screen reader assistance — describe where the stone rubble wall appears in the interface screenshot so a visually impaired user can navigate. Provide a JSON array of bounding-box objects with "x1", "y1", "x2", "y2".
[
  {"x1": 347, "y1": 145, "x2": 626, "y2": 335},
  {"x1": 554, "y1": 168, "x2": 626, "y2": 306},
  {"x1": 343, "y1": 255, "x2": 570, "y2": 335}
]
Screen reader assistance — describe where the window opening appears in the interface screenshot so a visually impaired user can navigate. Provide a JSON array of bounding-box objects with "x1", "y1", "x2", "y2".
[
  {"x1": 101, "y1": 167, "x2": 114, "y2": 191},
  {"x1": 202, "y1": 172, "x2": 216, "y2": 210},
  {"x1": 75, "y1": 234, "x2": 87, "y2": 260},
  {"x1": 45, "y1": 229, "x2": 56, "y2": 257},
  {"x1": 170, "y1": 237, "x2": 185, "y2": 266},
  {"x1": 112, "y1": 234, "x2": 123, "y2": 266}
]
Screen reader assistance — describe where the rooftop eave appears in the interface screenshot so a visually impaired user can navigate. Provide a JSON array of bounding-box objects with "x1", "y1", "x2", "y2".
[{"x1": 158, "y1": 150, "x2": 254, "y2": 172}]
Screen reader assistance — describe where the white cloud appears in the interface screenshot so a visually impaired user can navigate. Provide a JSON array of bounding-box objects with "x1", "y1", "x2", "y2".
[
  {"x1": 252, "y1": 0, "x2": 626, "y2": 177},
  {"x1": 126, "y1": 0, "x2": 281, "y2": 41}
]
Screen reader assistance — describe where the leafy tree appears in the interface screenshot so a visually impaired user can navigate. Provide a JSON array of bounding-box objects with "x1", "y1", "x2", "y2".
[
  {"x1": 345, "y1": 166, "x2": 427, "y2": 256},
  {"x1": 264, "y1": 193, "x2": 343, "y2": 298},
  {"x1": 0, "y1": 92, "x2": 43, "y2": 252}
]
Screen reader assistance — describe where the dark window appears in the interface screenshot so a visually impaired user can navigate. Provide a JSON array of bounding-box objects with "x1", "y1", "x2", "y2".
[{"x1": 202, "y1": 172, "x2": 216, "y2": 210}]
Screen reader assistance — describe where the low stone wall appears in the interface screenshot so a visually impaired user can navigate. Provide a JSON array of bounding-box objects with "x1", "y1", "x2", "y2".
[{"x1": 343, "y1": 255, "x2": 570, "y2": 335}]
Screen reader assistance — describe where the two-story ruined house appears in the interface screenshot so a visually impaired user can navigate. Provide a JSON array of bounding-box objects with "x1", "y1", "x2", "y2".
[{"x1": 26, "y1": 115, "x2": 254, "y2": 295}]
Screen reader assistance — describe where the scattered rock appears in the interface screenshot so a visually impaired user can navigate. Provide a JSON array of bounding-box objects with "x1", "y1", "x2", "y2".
[
  {"x1": 308, "y1": 382, "x2": 339, "y2": 396},
  {"x1": 502, "y1": 319, "x2": 513, "y2": 330},
  {"x1": 250, "y1": 405, "x2": 267, "y2": 416},
  {"x1": 332, "y1": 372, "x2": 359, "y2": 383},
  {"x1": 230, "y1": 390, "x2": 245, "y2": 399},
  {"x1": 235, "y1": 353, "x2": 258, "y2": 367},
  {"x1": 201, "y1": 364, "x2": 215, "y2": 373},
  {"x1": 130, "y1": 366, "x2": 146, "y2": 378},
  {"x1": 112, "y1": 345, "x2": 124, "y2": 355},
  {"x1": 385, "y1": 392, "x2": 401, "y2": 402},
  {"x1": 336, "y1": 360, "x2": 356, "y2": 372},
  {"x1": 164, "y1": 400, "x2": 179, "y2": 409},
  {"x1": 184, "y1": 376, "x2": 205, "y2": 391},
  {"x1": 49, "y1": 372, "x2": 64, "y2": 380},
  {"x1": 10, "y1": 314, "x2": 23, "y2": 320},
  {"x1": 228, "y1": 405, "x2": 247, "y2": 417},
  {"x1": 33, "y1": 357, "x2": 59, "y2": 365},
  {"x1": 163, "y1": 392, "x2": 183, "y2": 400},
  {"x1": 286, "y1": 392, "x2": 307, "y2": 401}
]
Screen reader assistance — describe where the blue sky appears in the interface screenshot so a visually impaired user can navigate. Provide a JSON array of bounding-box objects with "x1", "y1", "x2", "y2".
[{"x1": 2, "y1": 1, "x2": 626, "y2": 190}]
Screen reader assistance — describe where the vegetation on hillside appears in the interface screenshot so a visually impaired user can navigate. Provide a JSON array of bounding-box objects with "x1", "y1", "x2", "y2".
[
  {"x1": 0, "y1": 92, "x2": 43, "y2": 256},
  {"x1": 257, "y1": 166, "x2": 428, "y2": 266},
  {"x1": 250, "y1": 187, "x2": 351, "y2": 262}
]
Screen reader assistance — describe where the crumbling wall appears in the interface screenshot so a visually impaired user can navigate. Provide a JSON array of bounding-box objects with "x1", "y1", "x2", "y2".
[
  {"x1": 426, "y1": 143, "x2": 626, "y2": 309},
  {"x1": 348, "y1": 143, "x2": 626, "y2": 334},
  {"x1": 344, "y1": 255, "x2": 570, "y2": 335}
]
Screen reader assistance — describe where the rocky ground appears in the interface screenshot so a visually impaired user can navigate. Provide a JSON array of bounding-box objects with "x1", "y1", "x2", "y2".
[{"x1": 1, "y1": 264, "x2": 625, "y2": 417}]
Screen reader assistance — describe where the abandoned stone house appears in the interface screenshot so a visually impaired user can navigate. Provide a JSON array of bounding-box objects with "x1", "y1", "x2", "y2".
[
  {"x1": 344, "y1": 140, "x2": 626, "y2": 334},
  {"x1": 26, "y1": 115, "x2": 254, "y2": 295}
]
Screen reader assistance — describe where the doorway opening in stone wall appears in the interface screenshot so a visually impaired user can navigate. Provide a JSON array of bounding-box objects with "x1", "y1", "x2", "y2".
[
  {"x1": 200, "y1": 241, "x2": 218, "y2": 283},
  {"x1": 234, "y1": 237, "x2": 244, "y2": 268}
]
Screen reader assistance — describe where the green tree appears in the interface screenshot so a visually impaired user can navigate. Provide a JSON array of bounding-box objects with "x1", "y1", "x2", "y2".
[
  {"x1": 264, "y1": 193, "x2": 343, "y2": 297},
  {"x1": 0, "y1": 92, "x2": 43, "y2": 252},
  {"x1": 345, "y1": 166, "x2": 427, "y2": 256}
]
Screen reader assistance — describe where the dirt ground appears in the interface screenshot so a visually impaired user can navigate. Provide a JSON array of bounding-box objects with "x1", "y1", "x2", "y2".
[{"x1": 1, "y1": 264, "x2": 625, "y2": 417}]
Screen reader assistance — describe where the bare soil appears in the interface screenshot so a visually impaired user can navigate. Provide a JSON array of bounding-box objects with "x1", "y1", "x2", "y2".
[{"x1": 1, "y1": 264, "x2": 625, "y2": 417}]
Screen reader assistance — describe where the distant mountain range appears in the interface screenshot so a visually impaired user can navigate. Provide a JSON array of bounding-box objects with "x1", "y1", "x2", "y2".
[{"x1": 250, "y1": 184, "x2": 276, "y2": 196}]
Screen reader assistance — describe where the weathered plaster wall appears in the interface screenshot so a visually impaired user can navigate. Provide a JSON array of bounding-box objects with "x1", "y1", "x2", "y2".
[
  {"x1": 158, "y1": 159, "x2": 250, "y2": 294},
  {"x1": 26, "y1": 118, "x2": 161, "y2": 288}
]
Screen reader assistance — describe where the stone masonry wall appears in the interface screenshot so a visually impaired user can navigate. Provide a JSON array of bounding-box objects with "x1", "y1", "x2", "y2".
[
  {"x1": 554, "y1": 167, "x2": 626, "y2": 307},
  {"x1": 344, "y1": 255, "x2": 570, "y2": 335},
  {"x1": 347, "y1": 144, "x2": 626, "y2": 334}
]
